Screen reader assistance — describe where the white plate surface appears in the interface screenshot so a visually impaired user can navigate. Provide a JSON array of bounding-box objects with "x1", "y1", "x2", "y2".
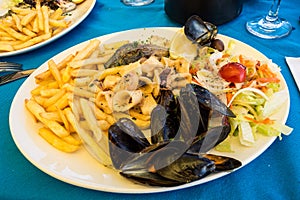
[
  {"x1": 0, "y1": 0, "x2": 96, "y2": 57},
  {"x1": 9, "y1": 27, "x2": 290, "y2": 194}
]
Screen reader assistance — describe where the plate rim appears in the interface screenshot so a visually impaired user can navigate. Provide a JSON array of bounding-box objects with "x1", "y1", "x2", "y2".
[
  {"x1": 9, "y1": 27, "x2": 290, "y2": 194},
  {"x1": 0, "y1": 0, "x2": 96, "y2": 58}
]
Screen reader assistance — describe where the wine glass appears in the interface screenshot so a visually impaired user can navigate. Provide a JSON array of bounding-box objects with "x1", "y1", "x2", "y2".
[
  {"x1": 122, "y1": 0, "x2": 154, "y2": 6},
  {"x1": 246, "y1": 0, "x2": 292, "y2": 39}
]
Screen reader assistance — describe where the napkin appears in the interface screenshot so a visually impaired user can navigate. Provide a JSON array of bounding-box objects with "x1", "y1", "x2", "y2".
[{"x1": 285, "y1": 57, "x2": 300, "y2": 92}]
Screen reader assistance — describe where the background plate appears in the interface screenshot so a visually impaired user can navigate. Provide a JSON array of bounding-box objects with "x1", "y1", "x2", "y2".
[
  {"x1": 9, "y1": 27, "x2": 290, "y2": 194},
  {"x1": 0, "y1": 0, "x2": 96, "y2": 57}
]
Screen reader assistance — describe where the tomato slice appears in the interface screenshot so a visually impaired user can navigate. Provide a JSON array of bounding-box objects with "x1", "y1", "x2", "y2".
[{"x1": 218, "y1": 62, "x2": 246, "y2": 83}]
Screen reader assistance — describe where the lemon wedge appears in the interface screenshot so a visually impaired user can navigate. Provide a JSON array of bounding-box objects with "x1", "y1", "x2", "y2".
[
  {"x1": 72, "y1": 0, "x2": 86, "y2": 4},
  {"x1": 169, "y1": 28, "x2": 198, "y2": 62}
]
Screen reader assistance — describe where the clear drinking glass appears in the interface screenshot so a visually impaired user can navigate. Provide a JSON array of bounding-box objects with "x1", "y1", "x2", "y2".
[
  {"x1": 122, "y1": 0, "x2": 154, "y2": 6},
  {"x1": 246, "y1": 0, "x2": 292, "y2": 39}
]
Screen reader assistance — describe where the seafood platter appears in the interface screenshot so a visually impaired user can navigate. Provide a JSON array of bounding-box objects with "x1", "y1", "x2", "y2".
[{"x1": 10, "y1": 16, "x2": 292, "y2": 193}]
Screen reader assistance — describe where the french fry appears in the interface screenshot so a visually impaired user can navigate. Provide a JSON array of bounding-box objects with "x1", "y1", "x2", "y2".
[
  {"x1": 40, "y1": 117, "x2": 70, "y2": 137},
  {"x1": 49, "y1": 19, "x2": 68, "y2": 28},
  {"x1": 46, "y1": 93, "x2": 69, "y2": 112},
  {"x1": 0, "y1": 44, "x2": 14, "y2": 52},
  {"x1": 31, "y1": 81, "x2": 58, "y2": 95},
  {"x1": 25, "y1": 99, "x2": 46, "y2": 122},
  {"x1": 0, "y1": 30, "x2": 10, "y2": 37},
  {"x1": 1, "y1": 26, "x2": 30, "y2": 41},
  {"x1": 36, "y1": 0, "x2": 44, "y2": 31},
  {"x1": 74, "y1": 77, "x2": 92, "y2": 86},
  {"x1": 43, "y1": 89, "x2": 65, "y2": 107},
  {"x1": 48, "y1": 59, "x2": 63, "y2": 88},
  {"x1": 73, "y1": 87, "x2": 96, "y2": 99},
  {"x1": 32, "y1": 95, "x2": 47, "y2": 106},
  {"x1": 40, "y1": 88, "x2": 61, "y2": 97},
  {"x1": 41, "y1": 6, "x2": 49, "y2": 34},
  {"x1": 11, "y1": 7, "x2": 33, "y2": 15},
  {"x1": 62, "y1": 66, "x2": 72, "y2": 83},
  {"x1": 57, "y1": 107, "x2": 70, "y2": 131},
  {"x1": 38, "y1": 127, "x2": 79, "y2": 153},
  {"x1": 79, "y1": 98, "x2": 103, "y2": 141},
  {"x1": 50, "y1": 8, "x2": 64, "y2": 20},
  {"x1": 13, "y1": 33, "x2": 51, "y2": 50},
  {"x1": 32, "y1": 16, "x2": 39, "y2": 33},
  {"x1": 64, "y1": 107, "x2": 111, "y2": 165},
  {"x1": 22, "y1": 27, "x2": 37, "y2": 37},
  {"x1": 21, "y1": 11, "x2": 37, "y2": 26},
  {"x1": 71, "y1": 69, "x2": 99, "y2": 77},
  {"x1": 62, "y1": 134, "x2": 82, "y2": 146},
  {"x1": 52, "y1": 27, "x2": 65, "y2": 35},
  {"x1": 40, "y1": 111, "x2": 63, "y2": 122},
  {"x1": 69, "y1": 57, "x2": 109, "y2": 68},
  {"x1": 73, "y1": 39, "x2": 101, "y2": 61},
  {"x1": 12, "y1": 14, "x2": 22, "y2": 32}
]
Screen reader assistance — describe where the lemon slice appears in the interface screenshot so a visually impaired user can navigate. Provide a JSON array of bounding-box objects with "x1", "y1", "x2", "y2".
[
  {"x1": 72, "y1": 0, "x2": 86, "y2": 4},
  {"x1": 169, "y1": 28, "x2": 198, "y2": 62}
]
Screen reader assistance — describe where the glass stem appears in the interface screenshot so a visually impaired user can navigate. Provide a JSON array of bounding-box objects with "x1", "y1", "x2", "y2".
[{"x1": 265, "y1": 0, "x2": 281, "y2": 22}]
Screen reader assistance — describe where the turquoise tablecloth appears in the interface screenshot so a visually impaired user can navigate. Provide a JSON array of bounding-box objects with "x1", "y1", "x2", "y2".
[{"x1": 1, "y1": 0, "x2": 300, "y2": 199}]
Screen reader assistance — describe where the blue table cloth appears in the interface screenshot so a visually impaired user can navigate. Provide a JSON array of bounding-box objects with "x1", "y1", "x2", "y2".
[{"x1": 1, "y1": 0, "x2": 300, "y2": 199}]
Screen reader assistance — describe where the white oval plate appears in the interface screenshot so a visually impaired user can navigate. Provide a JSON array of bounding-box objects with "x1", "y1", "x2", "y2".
[
  {"x1": 0, "y1": 0, "x2": 96, "y2": 57},
  {"x1": 9, "y1": 27, "x2": 290, "y2": 194}
]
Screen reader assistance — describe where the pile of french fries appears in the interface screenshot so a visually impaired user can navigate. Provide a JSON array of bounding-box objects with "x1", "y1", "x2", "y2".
[
  {"x1": 0, "y1": 0, "x2": 70, "y2": 52},
  {"x1": 25, "y1": 39, "x2": 106, "y2": 154},
  {"x1": 25, "y1": 38, "x2": 133, "y2": 166}
]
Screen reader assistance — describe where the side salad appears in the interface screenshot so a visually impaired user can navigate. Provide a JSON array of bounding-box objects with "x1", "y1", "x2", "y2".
[{"x1": 185, "y1": 38, "x2": 293, "y2": 151}]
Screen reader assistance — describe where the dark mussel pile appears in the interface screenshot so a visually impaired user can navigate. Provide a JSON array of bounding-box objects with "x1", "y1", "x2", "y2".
[
  {"x1": 105, "y1": 16, "x2": 241, "y2": 186},
  {"x1": 108, "y1": 84, "x2": 241, "y2": 186}
]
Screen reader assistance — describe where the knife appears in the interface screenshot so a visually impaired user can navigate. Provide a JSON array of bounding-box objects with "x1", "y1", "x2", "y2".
[{"x1": 0, "y1": 68, "x2": 35, "y2": 86}]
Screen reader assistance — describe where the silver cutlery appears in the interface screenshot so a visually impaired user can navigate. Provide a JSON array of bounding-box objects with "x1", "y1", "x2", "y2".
[
  {"x1": 0, "y1": 68, "x2": 35, "y2": 86},
  {"x1": 0, "y1": 62, "x2": 23, "y2": 73}
]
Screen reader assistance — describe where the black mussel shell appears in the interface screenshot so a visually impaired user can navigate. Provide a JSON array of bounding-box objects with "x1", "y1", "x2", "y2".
[
  {"x1": 108, "y1": 118, "x2": 150, "y2": 169},
  {"x1": 184, "y1": 15, "x2": 218, "y2": 46},
  {"x1": 203, "y1": 154, "x2": 242, "y2": 171},
  {"x1": 187, "y1": 84, "x2": 235, "y2": 117}
]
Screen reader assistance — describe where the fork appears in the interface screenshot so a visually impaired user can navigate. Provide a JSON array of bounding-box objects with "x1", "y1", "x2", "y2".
[{"x1": 0, "y1": 62, "x2": 23, "y2": 73}]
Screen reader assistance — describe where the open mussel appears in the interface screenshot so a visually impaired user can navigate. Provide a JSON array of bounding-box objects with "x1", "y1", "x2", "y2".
[
  {"x1": 108, "y1": 84, "x2": 241, "y2": 186},
  {"x1": 184, "y1": 15, "x2": 224, "y2": 51},
  {"x1": 120, "y1": 141, "x2": 216, "y2": 186}
]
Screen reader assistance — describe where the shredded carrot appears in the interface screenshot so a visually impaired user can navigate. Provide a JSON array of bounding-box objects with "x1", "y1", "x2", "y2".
[
  {"x1": 226, "y1": 92, "x2": 234, "y2": 105},
  {"x1": 257, "y1": 77, "x2": 280, "y2": 83},
  {"x1": 244, "y1": 116, "x2": 274, "y2": 124},
  {"x1": 257, "y1": 64, "x2": 277, "y2": 78},
  {"x1": 239, "y1": 55, "x2": 256, "y2": 68}
]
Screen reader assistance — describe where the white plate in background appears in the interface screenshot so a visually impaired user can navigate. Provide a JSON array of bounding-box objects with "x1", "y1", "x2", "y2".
[{"x1": 0, "y1": 0, "x2": 96, "y2": 57}]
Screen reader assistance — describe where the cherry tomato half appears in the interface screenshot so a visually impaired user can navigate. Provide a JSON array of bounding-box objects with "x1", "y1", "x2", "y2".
[{"x1": 218, "y1": 62, "x2": 246, "y2": 83}]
